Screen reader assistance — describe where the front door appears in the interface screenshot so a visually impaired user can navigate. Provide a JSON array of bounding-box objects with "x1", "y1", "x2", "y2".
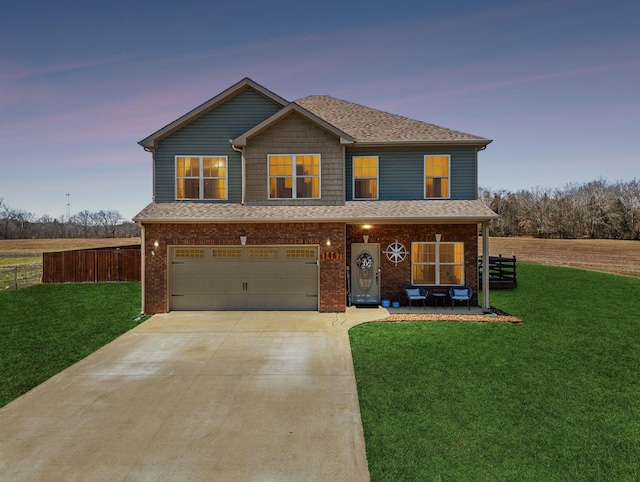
[{"x1": 350, "y1": 243, "x2": 381, "y2": 305}]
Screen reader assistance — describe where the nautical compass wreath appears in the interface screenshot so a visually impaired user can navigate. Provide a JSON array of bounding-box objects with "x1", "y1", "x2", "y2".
[{"x1": 385, "y1": 240, "x2": 408, "y2": 266}]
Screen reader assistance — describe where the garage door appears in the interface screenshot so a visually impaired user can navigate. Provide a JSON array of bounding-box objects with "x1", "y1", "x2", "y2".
[{"x1": 170, "y1": 246, "x2": 319, "y2": 311}]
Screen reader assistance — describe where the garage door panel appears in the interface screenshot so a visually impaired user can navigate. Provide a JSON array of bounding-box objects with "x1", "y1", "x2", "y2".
[{"x1": 170, "y1": 246, "x2": 318, "y2": 311}]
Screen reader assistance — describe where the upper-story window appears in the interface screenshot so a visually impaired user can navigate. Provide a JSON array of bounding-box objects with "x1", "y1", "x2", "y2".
[
  {"x1": 353, "y1": 156, "x2": 378, "y2": 199},
  {"x1": 411, "y1": 241, "x2": 464, "y2": 285},
  {"x1": 268, "y1": 154, "x2": 320, "y2": 199},
  {"x1": 176, "y1": 156, "x2": 228, "y2": 200},
  {"x1": 424, "y1": 155, "x2": 450, "y2": 199}
]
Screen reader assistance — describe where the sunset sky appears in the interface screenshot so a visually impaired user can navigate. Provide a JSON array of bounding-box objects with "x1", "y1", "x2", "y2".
[{"x1": 1, "y1": 0, "x2": 638, "y2": 221}]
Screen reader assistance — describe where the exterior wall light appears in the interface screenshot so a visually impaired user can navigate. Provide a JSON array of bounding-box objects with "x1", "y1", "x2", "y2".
[{"x1": 240, "y1": 236, "x2": 247, "y2": 246}]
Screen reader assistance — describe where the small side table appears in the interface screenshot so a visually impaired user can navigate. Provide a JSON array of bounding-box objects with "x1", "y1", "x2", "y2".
[{"x1": 432, "y1": 293, "x2": 446, "y2": 308}]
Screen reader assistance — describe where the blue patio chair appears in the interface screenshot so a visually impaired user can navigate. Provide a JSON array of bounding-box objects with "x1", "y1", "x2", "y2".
[
  {"x1": 449, "y1": 286, "x2": 472, "y2": 311},
  {"x1": 404, "y1": 286, "x2": 428, "y2": 308}
]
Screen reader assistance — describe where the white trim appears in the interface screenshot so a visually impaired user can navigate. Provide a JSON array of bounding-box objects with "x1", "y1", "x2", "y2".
[
  {"x1": 424, "y1": 154, "x2": 451, "y2": 200},
  {"x1": 482, "y1": 223, "x2": 490, "y2": 311},
  {"x1": 175, "y1": 155, "x2": 229, "y2": 201},
  {"x1": 267, "y1": 154, "x2": 321, "y2": 200},
  {"x1": 411, "y1": 241, "x2": 465, "y2": 286},
  {"x1": 140, "y1": 224, "x2": 146, "y2": 315},
  {"x1": 352, "y1": 156, "x2": 379, "y2": 200},
  {"x1": 233, "y1": 103, "x2": 354, "y2": 147}
]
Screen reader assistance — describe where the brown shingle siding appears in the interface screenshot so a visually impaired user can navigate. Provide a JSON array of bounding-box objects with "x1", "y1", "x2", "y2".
[{"x1": 244, "y1": 112, "x2": 344, "y2": 205}]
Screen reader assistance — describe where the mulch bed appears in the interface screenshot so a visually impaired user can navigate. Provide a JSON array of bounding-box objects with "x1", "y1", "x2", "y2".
[{"x1": 378, "y1": 307, "x2": 523, "y2": 324}]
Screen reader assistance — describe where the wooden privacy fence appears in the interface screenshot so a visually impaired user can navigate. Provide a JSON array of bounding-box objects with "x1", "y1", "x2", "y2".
[
  {"x1": 479, "y1": 254, "x2": 517, "y2": 289},
  {"x1": 43, "y1": 245, "x2": 141, "y2": 283}
]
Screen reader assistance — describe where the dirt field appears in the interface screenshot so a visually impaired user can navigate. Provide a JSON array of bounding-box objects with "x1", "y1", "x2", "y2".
[
  {"x1": 0, "y1": 238, "x2": 141, "y2": 253},
  {"x1": 482, "y1": 237, "x2": 640, "y2": 278},
  {"x1": 1, "y1": 236, "x2": 638, "y2": 277}
]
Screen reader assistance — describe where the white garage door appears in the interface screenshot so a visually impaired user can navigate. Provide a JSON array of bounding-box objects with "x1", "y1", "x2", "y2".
[{"x1": 170, "y1": 246, "x2": 319, "y2": 311}]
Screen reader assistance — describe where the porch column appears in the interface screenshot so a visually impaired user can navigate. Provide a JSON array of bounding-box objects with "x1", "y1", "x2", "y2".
[{"x1": 482, "y1": 222, "x2": 490, "y2": 312}]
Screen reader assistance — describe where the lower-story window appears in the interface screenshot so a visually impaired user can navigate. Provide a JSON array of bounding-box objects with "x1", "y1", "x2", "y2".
[{"x1": 411, "y1": 241, "x2": 464, "y2": 285}]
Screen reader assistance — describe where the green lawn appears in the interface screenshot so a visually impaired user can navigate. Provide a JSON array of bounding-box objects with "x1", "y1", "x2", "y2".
[
  {"x1": 350, "y1": 263, "x2": 640, "y2": 481},
  {"x1": 0, "y1": 282, "x2": 146, "y2": 407}
]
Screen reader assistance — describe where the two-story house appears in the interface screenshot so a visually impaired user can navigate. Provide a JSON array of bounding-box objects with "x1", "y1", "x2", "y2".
[{"x1": 134, "y1": 78, "x2": 498, "y2": 314}]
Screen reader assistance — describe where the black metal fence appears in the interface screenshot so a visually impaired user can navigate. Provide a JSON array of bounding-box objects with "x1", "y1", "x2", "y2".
[{"x1": 479, "y1": 255, "x2": 517, "y2": 289}]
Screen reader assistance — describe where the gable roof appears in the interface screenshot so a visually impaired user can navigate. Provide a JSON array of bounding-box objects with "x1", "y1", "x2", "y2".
[
  {"x1": 295, "y1": 95, "x2": 491, "y2": 146},
  {"x1": 138, "y1": 78, "x2": 289, "y2": 149},
  {"x1": 232, "y1": 103, "x2": 355, "y2": 147}
]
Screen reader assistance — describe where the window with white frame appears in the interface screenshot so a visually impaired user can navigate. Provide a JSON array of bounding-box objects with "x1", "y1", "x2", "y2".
[
  {"x1": 268, "y1": 154, "x2": 320, "y2": 199},
  {"x1": 424, "y1": 155, "x2": 450, "y2": 198},
  {"x1": 176, "y1": 156, "x2": 227, "y2": 200},
  {"x1": 353, "y1": 156, "x2": 378, "y2": 199},
  {"x1": 411, "y1": 241, "x2": 464, "y2": 285}
]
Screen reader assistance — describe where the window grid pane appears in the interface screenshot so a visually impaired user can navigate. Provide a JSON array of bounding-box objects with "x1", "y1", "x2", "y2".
[
  {"x1": 412, "y1": 242, "x2": 463, "y2": 285},
  {"x1": 354, "y1": 157, "x2": 378, "y2": 199},
  {"x1": 269, "y1": 154, "x2": 319, "y2": 199},
  {"x1": 177, "y1": 178, "x2": 200, "y2": 199},
  {"x1": 425, "y1": 156, "x2": 450, "y2": 198},
  {"x1": 176, "y1": 156, "x2": 227, "y2": 200}
]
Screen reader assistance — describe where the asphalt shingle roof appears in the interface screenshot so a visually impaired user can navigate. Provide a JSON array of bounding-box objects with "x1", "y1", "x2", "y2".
[
  {"x1": 133, "y1": 200, "x2": 498, "y2": 223},
  {"x1": 295, "y1": 96, "x2": 490, "y2": 144}
]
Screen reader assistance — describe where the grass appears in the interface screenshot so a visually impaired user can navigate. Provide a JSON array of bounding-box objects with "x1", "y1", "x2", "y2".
[
  {"x1": 0, "y1": 282, "x2": 146, "y2": 407},
  {"x1": 350, "y1": 263, "x2": 640, "y2": 481}
]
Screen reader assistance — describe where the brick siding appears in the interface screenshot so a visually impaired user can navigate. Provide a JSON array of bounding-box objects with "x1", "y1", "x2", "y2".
[
  {"x1": 142, "y1": 222, "x2": 345, "y2": 314},
  {"x1": 346, "y1": 224, "x2": 479, "y2": 306},
  {"x1": 142, "y1": 221, "x2": 478, "y2": 314}
]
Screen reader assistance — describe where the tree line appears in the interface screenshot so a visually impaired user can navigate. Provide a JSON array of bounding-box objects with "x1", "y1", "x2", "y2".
[
  {"x1": 0, "y1": 199, "x2": 140, "y2": 239},
  {"x1": 4, "y1": 179, "x2": 640, "y2": 240},
  {"x1": 480, "y1": 179, "x2": 640, "y2": 239}
]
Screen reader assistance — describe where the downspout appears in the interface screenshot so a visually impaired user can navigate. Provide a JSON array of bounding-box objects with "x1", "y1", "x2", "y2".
[
  {"x1": 482, "y1": 222, "x2": 490, "y2": 312},
  {"x1": 139, "y1": 222, "x2": 146, "y2": 315},
  {"x1": 230, "y1": 141, "x2": 245, "y2": 205},
  {"x1": 144, "y1": 146, "x2": 156, "y2": 202}
]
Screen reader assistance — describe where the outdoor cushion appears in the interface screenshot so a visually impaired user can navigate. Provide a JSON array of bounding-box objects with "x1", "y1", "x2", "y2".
[
  {"x1": 453, "y1": 289, "x2": 468, "y2": 297},
  {"x1": 406, "y1": 288, "x2": 422, "y2": 297}
]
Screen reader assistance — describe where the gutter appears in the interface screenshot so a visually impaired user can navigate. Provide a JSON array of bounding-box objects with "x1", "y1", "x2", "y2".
[
  {"x1": 132, "y1": 215, "x2": 499, "y2": 224},
  {"x1": 350, "y1": 139, "x2": 493, "y2": 148},
  {"x1": 230, "y1": 141, "x2": 245, "y2": 205},
  {"x1": 143, "y1": 146, "x2": 156, "y2": 202}
]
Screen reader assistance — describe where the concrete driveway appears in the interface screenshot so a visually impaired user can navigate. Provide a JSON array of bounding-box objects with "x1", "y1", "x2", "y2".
[{"x1": 0, "y1": 308, "x2": 388, "y2": 481}]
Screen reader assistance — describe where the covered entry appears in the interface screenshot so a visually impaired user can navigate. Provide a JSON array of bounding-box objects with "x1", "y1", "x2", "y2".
[{"x1": 169, "y1": 246, "x2": 319, "y2": 311}]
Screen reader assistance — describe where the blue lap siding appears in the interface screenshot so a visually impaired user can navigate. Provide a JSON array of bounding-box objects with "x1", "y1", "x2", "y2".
[
  {"x1": 345, "y1": 146, "x2": 478, "y2": 201},
  {"x1": 153, "y1": 89, "x2": 283, "y2": 203}
]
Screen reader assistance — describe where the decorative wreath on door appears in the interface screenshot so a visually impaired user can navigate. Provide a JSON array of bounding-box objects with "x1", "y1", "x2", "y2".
[
  {"x1": 356, "y1": 251, "x2": 374, "y2": 270},
  {"x1": 355, "y1": 251, "x2": 374, "y2": 293}
]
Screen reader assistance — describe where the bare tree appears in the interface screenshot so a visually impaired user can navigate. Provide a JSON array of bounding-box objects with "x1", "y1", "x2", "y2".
[{"x1": 480, "y1": 179, "x2": 640, "y2": 240}]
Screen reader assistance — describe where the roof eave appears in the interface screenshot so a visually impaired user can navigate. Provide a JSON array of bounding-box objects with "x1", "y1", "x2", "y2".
[
  {"x1": 133, "y1": 215, "x2": 498, "y2": 224},
  {"x1": 352, "y1": 139, "x2": 493, "y2": 148}
]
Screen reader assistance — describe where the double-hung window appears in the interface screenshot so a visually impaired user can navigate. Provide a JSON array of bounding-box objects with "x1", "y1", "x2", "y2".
[
  {"x1": 353, "y1": 156, "x2": 378, "y2": 199},
  {"x1": 412, "y1": 241, "x2": 464, "y2": 285},
  {"x1": 424, "y1": 155, "x2": 450, "y2": 198},
  {"x1": 268, "y1": 154, "x2": 320, "y2": 199},
  {"x1": 176, "y1": 156, "x2": 227, "y2": 200}
]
